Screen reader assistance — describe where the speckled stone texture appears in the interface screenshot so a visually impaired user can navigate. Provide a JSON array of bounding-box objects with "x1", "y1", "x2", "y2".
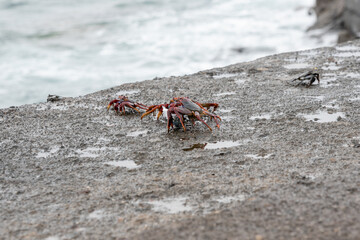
[{"x1": 1, "y1": 40, "x2": 360, "y2": 240}]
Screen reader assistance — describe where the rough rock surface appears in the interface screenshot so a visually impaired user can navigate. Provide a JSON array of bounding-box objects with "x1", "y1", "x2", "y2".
[{"x1": 1, "y1": 40, "x2": 360, "y2": 240}]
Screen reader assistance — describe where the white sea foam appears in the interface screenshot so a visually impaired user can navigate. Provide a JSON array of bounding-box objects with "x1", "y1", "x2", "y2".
[
  {"x1": 348, "y1": 97, "x2": 360, "y2": 101},
  {"x1": 214, "y1": 92, "x2": 236, "y2": 97},
  {"x1": 45, "y1": 236, "x2": 61, "y2": 240},
  {"x1": 88, "y1": 210, "x2": 105, "y2": 220},
  {"x1": 221, "y1": 116, "x2": 236, "y2": 122},
  {"x1": 146, "y1": 197, "x2": 192, "y2": 214},
  {"x1": 336, "y1": 45, "x2": 360, "y2": 51},
  {"x1": 75, "y1": 147, "x2": 116, "y2": 158},
  {"x1": 321, "y1": 63, "x2": 341, "y2": 71},
  {"x1": 116, "y1": 90, "x2": 140, "y2": 96},
  {"x1": 346, "y1": 73, "x2": 360, "y2": 79},
  {"x1": 104, "y1": 160, "x2": 140, "y2": 169},
  {"x1": 235, "y1": 79, "x2": 247, "y2": 85},
  {"x1": 218, "y1": 108, "x2": 235, "y2": 113},
  {"x1": 284, "y1": 63, "x2": 311, "y2": 69},
  {"x1": 126, "y1": 130, "x2": 148, "y2": 137},
  {"x1": 320, "y1": 74, "x2": 339, "y2": 88},
  {"x1": 245, "y1": 154, "x2": 273, "y2": 159},
  {"x1": 205, "y1": 141, "x2": 242, "y2": 149},
  {"x1": 307, "y1": 95, "x2": 324, "y2": 101},
  {"x1": 36, "y1": 146, "x2": 60, "y2": 158},
  {"x1": 333, "y1": 52, "x2": 360, "y2": 57},
  {"x1": 299, "y1": 111, "x2": 345, "y2": 123},
  {"x1": 213, "y1": 73, "x2": 239, "y2": 79},
  {"x1": 250, "y1": 113, "x2": 272, "y2": 120},
  {"x1": 0, "y1": 0, "x2": 332, "y2": 108},
  {"x1": 215, "y1": 195, "x2": 246, "y2": 203},
  {"x1": 298, "y1": 49, "x2": 322, "y2": 56}
]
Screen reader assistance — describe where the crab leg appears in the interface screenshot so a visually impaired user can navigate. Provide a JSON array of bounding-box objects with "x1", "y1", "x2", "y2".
[
  {"x1": 295, "y1": 80, "x2": 306, "y2": 86},
  {"x1": 306, "y1": 79, "x2": 314, "y2": 88},
  {"x1": 213, "y1": 117, "x2": 221, "y2": 128},
  {"x1": 113, "y1": 103, "x2": 119, "y2": 112},
  {"x1": 136, "y1": 102, "x2": 148, "y2": 109},
  {"x1": 115, "y1": 103, "x2": 121, "y2": 113},
  {"x1": 172, "y1": 108, "x2": 187, "y2": 132},
  {"x1": 174, "y1": 107, "x2": 200, "y2": 132},
  {"x1": 141, "y1": 104, "x2": 168, "y2": 120},
  {"x1": 123, "y1": 102, "x2": 140, "y2": 112},
  {"x1": 120, "y1": 104, "x2": 125, "y2": 114},
  {"x1": 208, "y1": 114, "x2": 221, "y2": 128},
  {"x1": 201, "y1": 103, "x2": 219, "y2": 111},
  {"x1": 118, "y1": 103, "x2": 127, "y2": 114},
  {"x1": 190, "y1": 118, "x2": 196, "y2": 126},
  {"x1": 195, "y1": 102, "x2": 219, "y2": 112},
  {"x1": 107, "y1": 100, "x2": 119, "y2": 110},
  {"x1": 306, "y1": 76, "x2": 320, "y2": 88},
  {"x1": 194, "y1": 112, "x2": 212, "y2": 131},
  {"x1": 167, "y1": 109, "x2": 174, "y2": 132},
  {"x1": 141, "y1": 106, "x2": 160, "y2": 119},
  {"x1": 156, "y1": 108, "x2": 164, "y2": 120}
]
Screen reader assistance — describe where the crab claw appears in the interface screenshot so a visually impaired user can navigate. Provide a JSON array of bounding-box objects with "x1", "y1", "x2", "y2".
[
  {"x1": 141, "y1": 105, "x2": 160, "y2": 119},
  {"x1": 156, "y1": 108, "x2": 164, "y2": 120},
  {"x1": 107, "y1": 99, "x2": 119, "y2": 111}
]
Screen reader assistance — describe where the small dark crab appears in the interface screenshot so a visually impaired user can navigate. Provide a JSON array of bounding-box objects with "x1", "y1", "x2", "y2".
[
  {"x1": 292, "y1": 71, "x2": 320, "y2": 87},
  {"x1": 141, "y1": 97, "x2": 221, "y2": 132},
  {"x1": 107, "y1": 95, "x2": 147, "y2": 114}
]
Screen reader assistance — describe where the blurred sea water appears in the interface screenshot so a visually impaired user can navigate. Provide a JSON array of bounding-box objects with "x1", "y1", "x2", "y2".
[{"x1": 0, "y1": 0, "x2": 336, "y2": 108}]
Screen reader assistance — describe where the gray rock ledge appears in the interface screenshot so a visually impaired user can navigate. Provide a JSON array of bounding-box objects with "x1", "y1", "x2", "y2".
[{"x1": 1, "y1": 40, "x2": 360, "y2": 240}]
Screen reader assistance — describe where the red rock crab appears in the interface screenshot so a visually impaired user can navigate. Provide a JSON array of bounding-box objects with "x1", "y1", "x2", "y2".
[
  {"x1": 141, "y1": 97, "x2": 221, "y2": 132},
  {"x1": 107, "y1": 96, "x2": 147, "y2": 114}
]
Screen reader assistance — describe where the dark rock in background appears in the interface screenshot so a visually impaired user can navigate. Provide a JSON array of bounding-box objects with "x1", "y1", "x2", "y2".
[
  {"x1": 309, "y1": 0, "x2": 360, "y2": 43},
  {"x1": 344, "y1": 0, "x2": 360, "y2": 38},
  {"x1": 309, "y1": 0, "x2": 345, "y2": 30}
]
